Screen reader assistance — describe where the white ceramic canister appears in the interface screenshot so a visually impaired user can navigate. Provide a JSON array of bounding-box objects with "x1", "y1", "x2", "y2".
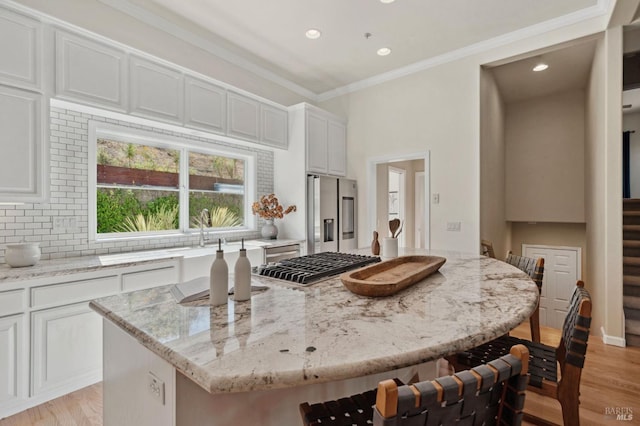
[
  {"x1": 381, "y1": 237, "x2": 398, "y2": 259},
  {"x1": 5, "y1": 242, "x2": 41, "y2": 267}
]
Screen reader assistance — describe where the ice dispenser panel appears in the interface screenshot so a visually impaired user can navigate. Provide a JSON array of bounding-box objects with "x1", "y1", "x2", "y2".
[
  {"x1": 324, "y1": 219, "x2": 334, "y2": 242},
  {"x1": 342, "y1": 197, "x2": 355, "y2": 239}
]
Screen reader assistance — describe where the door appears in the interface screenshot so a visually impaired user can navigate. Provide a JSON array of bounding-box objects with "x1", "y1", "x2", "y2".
[
  {"x1": 415, "y1": 172, "x2": 425, "y2": 248},
  {"x1": 388, "y1": 167, "x2": 405, "y2": 247},
  {"x1": 0, "y1": 315, "x2": 25, "y2": 404},
  {"x1": 523, "y1": 245, "x2": 581, "y2": 329}
]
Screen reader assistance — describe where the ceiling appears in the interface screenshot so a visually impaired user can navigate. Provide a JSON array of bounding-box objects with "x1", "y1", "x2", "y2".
[
  {"x1": 99, "y1": 0, "x2": 605, "y2": 98},
  {"x1": 491, "y1": 39, "x2": 598, "y2": 104}
]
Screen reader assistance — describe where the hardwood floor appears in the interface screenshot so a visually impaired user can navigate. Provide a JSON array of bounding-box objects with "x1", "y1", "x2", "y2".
[
  {"x1": 0, "y1": 383, "x2": 102, "y2": 426},
  {"x1": 1, "y1": 322, "x2": 638, "y2": 425}
]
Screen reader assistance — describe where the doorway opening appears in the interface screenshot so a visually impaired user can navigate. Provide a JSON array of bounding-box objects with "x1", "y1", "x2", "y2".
[{"x1": 367, "y1": 152, "x2": 430, "y2": 249}]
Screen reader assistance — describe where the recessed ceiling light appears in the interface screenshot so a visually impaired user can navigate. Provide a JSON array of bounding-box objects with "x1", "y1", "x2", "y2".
[
  {"x1": 533, "y1": 63, "x2": 549, "y2": 72},
  {"x1": 377, "y1": 47, "x2": 391, "y2": 56},
  {"x1": 305, "y1": 29, "x2": 321, "y2": 39},
  {"x1": 380, "y1": 0, "x2": 395, "y2": 3}
]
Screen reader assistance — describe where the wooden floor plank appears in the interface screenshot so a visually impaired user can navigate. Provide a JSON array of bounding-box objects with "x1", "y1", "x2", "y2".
[{"x1": 1, "y1": 324, "x2": 638, "y2": 425}]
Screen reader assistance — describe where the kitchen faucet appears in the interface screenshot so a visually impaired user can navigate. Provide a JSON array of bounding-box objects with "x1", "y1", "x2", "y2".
[{"x1": 199, "y1": 208, "x2": 210, "y2": 247}]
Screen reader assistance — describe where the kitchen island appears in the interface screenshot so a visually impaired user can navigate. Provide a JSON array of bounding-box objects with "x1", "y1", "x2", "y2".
[{"x1": 90, "y1": 248, "x2": 538, "y2": 425}]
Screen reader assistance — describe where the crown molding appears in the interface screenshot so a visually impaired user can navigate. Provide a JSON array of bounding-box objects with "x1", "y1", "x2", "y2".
[{"x1": 317, "y1": 0, "x2": 610, "y2": 101}]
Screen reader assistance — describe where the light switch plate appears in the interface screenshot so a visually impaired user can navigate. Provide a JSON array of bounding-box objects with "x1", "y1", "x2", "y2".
[
  {"x1": 446, "y1": 222, "x2": 461, "y2": 232},
  {"x1": 147, "y1": 371, "x2": 165, "y2": 405}
]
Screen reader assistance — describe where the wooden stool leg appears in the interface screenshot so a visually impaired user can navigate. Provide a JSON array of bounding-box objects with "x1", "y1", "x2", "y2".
[
  {"x1": 530, "y1": 308, "x2": 541, "y2": 343},
  {"x1": 558, "y1": 391, "x2": 580, "y2": 426}
]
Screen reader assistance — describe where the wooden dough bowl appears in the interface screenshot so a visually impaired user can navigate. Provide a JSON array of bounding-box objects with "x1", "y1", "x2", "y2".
[{"x1": 340, "y1": 255, "x2": 446, "y2": 297}]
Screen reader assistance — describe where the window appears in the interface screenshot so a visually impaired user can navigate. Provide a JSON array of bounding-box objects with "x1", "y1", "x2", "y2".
[{"x1": 89, "y1": 123, "x2": 255, "y2": 240}]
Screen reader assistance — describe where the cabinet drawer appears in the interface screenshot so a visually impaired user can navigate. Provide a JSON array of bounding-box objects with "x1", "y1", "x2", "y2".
[
  {"x1": 31, "y1": 275, "x2": 119, "y2": 309},
  {"x1": 122, "y1": 265, "x2": 178, "y2": 292},
  {"x1": 0, "y1": 290, "x2": 25, "y2": 317}
]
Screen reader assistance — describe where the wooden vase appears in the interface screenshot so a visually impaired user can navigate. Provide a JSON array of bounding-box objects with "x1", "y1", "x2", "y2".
[{"x1": 371, "y1": 231, "x2": 380, "y2": 255}]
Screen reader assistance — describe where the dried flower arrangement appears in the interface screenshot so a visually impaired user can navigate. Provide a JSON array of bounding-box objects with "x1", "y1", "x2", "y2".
[{"x1": 251, "y1": 194, "x2": 297, "y2": 219}]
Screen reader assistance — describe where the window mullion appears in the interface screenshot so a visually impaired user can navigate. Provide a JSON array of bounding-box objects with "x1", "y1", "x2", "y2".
[{"x1": 179, "y1": 147, "x2": 190, "y2": 232}]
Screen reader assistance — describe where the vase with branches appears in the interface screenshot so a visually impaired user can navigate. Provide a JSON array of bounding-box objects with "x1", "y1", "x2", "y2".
[{"x1": 251, "y1": 194, "x2": 296, "y2": 239}]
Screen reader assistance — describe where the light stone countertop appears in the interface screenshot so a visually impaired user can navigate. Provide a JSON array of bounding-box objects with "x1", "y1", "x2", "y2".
[
  {"x1": 0, "y1": 238, "x2": 303, "y2": 283},
  {"x1": 89, "y1": 248, "x2": 538, "y2": 394}
]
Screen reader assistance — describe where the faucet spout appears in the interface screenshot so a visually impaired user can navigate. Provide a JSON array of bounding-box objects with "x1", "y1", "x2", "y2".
[{"x1": 199, "y1": 209, "x2": 209, "y2": 247}]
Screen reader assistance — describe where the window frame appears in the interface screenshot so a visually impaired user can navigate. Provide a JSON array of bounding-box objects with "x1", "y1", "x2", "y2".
[{"x1": 88, "y1": 121, "x2": 257, "y2": 242}]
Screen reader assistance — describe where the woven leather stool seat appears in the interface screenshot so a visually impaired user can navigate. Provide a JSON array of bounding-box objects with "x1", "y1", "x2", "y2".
[
  {"x1": 301, "y1": 347, "x2": 530, "y2": 426},
  {"x1": 457, "y1": 335, "x2": 558, "y2": 388},
  {"x1": 299, "y1": 380, "x2": 403, "y2": 426}
]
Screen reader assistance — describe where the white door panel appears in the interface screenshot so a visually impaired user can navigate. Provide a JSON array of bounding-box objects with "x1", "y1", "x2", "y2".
[{"x1": 522, "y1": 245, "x2": 580, "y2": 330}]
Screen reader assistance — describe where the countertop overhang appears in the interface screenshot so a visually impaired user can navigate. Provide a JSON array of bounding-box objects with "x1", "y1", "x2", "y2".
[{"x1": 89, "y1": 248, "x2": 539, "y2": 394}]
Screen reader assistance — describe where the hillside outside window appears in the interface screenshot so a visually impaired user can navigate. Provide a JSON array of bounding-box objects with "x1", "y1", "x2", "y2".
[{"x1": 89, "y1": 123, "x2": 254, "y2": 240}]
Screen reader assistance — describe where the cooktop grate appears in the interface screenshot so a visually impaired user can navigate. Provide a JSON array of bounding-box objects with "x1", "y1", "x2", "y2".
[{"x1": 256, "y1": 252, "x2": 381, "y2": 284}]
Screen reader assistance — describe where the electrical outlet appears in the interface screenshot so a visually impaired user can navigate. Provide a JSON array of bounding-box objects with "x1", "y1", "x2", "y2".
[
  {"x1": 147, "y1": 372, "x2": 165, "y2": 405},
  {"x1": 432, "y1": 193, "x2": 440, "y2": 204},
  {"x1": 52, "y1": 217, "x2": 78, "y2": 231},
  {"x1": 446, "y1": 222, "x2": 461, "y2": 232}
]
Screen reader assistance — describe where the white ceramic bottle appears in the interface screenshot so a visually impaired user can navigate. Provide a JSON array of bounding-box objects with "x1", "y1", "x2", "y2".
[
  {"x1": 234, "y1": 238, "x2": 252, "y2": 301},
  {"x1": 210, "y1": 239, "x2": 228, "y2": 306}
]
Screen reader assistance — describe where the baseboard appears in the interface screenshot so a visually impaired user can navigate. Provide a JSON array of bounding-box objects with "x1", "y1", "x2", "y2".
[{"x1": 601, "y1": 326, "x2": 626, "y2": 347}]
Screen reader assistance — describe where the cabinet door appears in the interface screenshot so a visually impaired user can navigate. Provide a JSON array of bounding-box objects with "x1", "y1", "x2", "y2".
[
  {"x1": 0, "y1": 8, "x2": 41, "y2": 91},
  {"x1": 184, "y1": 75, "x2": 226, "y2": 134},
  {"x1": 130, "y1": 56, "x2": 183, "y2": 124},
  {"x1": 327, "y1": 120, "x2": 346, "y2": 176},
  {"x1": 31, "y1": 303, "x2": 102, "y2": 396},
  {"x1": 0, "y1": 315, "x2": 25, "y2": 404},
  {"x1": 227, "y1": 91, "x2": 260, "y2": 142},
  {"x1": 0, "y1": 86, "x2": 45, "y2": 203},
  {"x1": 306, "y1": 111, "x2": 328, "y2": 173},
  {"x1": 260, "y1": 103, "x2": 288, "y2": 148},
  {"x1": 55, "y1": 31, "x2": 127, "y2": 111}
]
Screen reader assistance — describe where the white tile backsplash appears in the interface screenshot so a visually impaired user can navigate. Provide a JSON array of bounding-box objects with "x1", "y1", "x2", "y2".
[{"x1": 0, "y1": 106, "x2": 274, "y2": 263}]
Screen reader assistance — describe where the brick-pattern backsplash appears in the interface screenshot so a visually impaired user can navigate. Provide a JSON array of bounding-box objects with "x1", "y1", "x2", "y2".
[{"x1": 0, "y1": 107, "x2": 274, "y2": 262}]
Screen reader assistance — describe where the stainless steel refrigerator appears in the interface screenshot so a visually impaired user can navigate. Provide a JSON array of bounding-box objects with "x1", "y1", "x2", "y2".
[{"x1": 306, "y1": 175, "x2": 357, "y2": 254}]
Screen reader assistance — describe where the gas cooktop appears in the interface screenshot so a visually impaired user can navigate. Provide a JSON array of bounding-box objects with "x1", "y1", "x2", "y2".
[{"x1": 256, "y1": 252, "x2": 380, "y2": 285}]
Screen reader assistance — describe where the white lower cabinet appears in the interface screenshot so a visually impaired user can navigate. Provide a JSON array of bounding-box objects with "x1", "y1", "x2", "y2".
[
  {"x1": 31, "y1": 303, "x2": 102, "y2": 396},
  {"x1": 0, "y1": 259, "x2": 180, "y2": 419},
  {"x1": 0, "y1": 314, "x2": 25, "y2": 405}
]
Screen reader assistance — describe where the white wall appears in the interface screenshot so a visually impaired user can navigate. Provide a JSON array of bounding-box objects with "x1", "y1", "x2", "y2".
[
  {"x1": 320, "y1": 15, "x2": 607, "y2": 252},
  {"x1": 623, "y1": 112, "x2": 640, "y2": 198},
  {"x1": 480, "y1": 67, "x2": 510, "y2": 258},
  {"x1": 585, "y1": 29, "x2": 624, "y2": 341},
  {"x1": 505, "y1": 90, "x2": 586, "y2": 222}
]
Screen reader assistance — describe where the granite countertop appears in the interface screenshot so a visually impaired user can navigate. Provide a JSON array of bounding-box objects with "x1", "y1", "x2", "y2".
[
  {"x1": 89, "y1": 248, "x2": 539, "y2": 394},
  {"x1": 0, "y1": 238, "x2": 304, "y2": 283}
]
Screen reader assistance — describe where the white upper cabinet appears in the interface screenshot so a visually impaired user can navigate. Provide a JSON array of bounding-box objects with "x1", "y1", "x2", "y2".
[
  {"x1": 260, "y1": 103, "x2": 288, "y2": 149},
  {"x1": 0, "y1": 86, "x2": 46, "y2": 203},
  {"x1": 55, "y1": 31, "x2": 127, "y2": 111},
  {"x1": 327, "y1": 120, "x2": 346, "y2": 176},
  {"x1": 0, "y1": 8, "x2": 41, "y2": 91},
  {"x1": 227, "y1": 91, "x2": 260, "y2": 141},
  {"x1": 130, "y1": 56, "x2": 183, "y2": 124},
  {"x1": 306, "y1": 111, "x2": 328, "y2": 173},
  {"x1": 184, "y1": 76, "x2": 226, "y2": 134},
  {"x1": 300, "y1": 105, "x2": 347, "y2": 176}
]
